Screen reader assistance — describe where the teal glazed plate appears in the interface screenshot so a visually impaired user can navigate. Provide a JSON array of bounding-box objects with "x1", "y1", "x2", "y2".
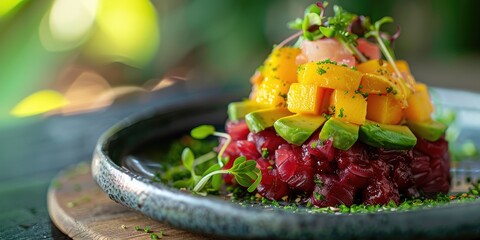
[{"x1": 92, "y1": 88, "x2": 480, "y2": 240}]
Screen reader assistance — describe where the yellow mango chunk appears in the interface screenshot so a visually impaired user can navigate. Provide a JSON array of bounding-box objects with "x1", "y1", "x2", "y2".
[
  {"x1": 329, "y1": 90, "x2": 367, "y2": 125},
  {"x1": 254, "y1": 76, "x2": 291, "y2": 108},
  {"x1": 356, "y1": 59, "x2": 390, "y2": 75},
  {"x1": 249, "y1": 70, "x2": 264, "y2": 100},
  {"x1": 298, "y1": 62, "x2": 363, "y2": 91},
  {"x1": 263, "y1": 47, "x2": 301, "y2": 84},
  {"x1": 287, "y1": 83, "x2": 326, "y2": 114},
  {"x1": 367, "y1": 94, "x2": 404, "y2": 124},
  {"x1": 404, "y1": 83, "x2": 433, "y2": 122},
  {"x1": 360, "y1": 73, "x2": 404, "y2": 98},
  {"x1": 386, "y1": 60, "x2": 411, "y2": 74}
]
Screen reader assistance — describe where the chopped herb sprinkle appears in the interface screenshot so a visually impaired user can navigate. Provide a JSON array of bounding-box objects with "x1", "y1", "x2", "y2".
[{"x1": 317, "y1": 67, "x2": 327, "y2": 75}]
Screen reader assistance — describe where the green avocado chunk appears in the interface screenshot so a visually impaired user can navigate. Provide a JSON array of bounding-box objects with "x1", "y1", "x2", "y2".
[
  {"x1": 274, "y1": 114, "x2": 327, "y2": 145},
  {"x1": 319, "y1": 117, "x2": 359, "y2": 150},
  {"x1": 227, "y1": 101, "x2": 266, "y2": 121},
  {"x1": 407, "y1": 120, "x2": 447, "y2": 142},
  {"x1": 359, "y1": 120, "x2": 417, "y2": 149},
  {"x1": 245, "y1": 108, "x2": 293, "y2": 133}
]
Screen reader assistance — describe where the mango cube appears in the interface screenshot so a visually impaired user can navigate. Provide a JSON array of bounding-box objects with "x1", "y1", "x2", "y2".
[
  {"x1": 356, "y1": 59, "x2": 389, "y2": 75},
  {"x1": 287, "y1": 83, "x2": 326, "y2": 114},
  {"x1": 263, "y1": 47, "x2": 301, "y2": 84},
  {"x1": 329, "y1": 90, "x2": 367, "y2": 125},
  {"x1": 254, "y1": 76, "x2": 291, "y2": 108},
  {"x1": 367, "y1": 94, "x2": 404, "y2": 124},
  {"x1": 298, "y1": 62, "x2": 363, "y2": 91},
  {"x1": 404, "y1": 83, "x2": 433, "y2": 122}
]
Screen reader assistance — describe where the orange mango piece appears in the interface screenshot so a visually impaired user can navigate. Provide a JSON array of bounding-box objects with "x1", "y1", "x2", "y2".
[
  {"x1": 356, "y1": 59, "x2": 390, "y2": 75},
  {"x1": 404, "y1": 83, "x2": 433, "y2": 122},
  {"x1": 367, "y1": 94, "x2": 404, "y2": 124},
  {"x1": 249, "y1": 70, "x2": 264, "y2": 100},
  {"x1": 329, "y1": 90, "x2": 367, "y2": 125},
  {"x1": 386, "y1": 60, "x2": 411, "y2": 74},
  {"x1": 263, "y1": 47, "x2": 301, "y2": 84},
  {"x1": 298, "y1": 62, "x2": 363, "y2": 91},
  {"x1": 287, "y1": 83, "x2": 326, "y2": 114},
  {"x1": 360, "y1": 73, "x2": 402, "y2": 97},
  {"x1": 254, "y1": 76, "x2": 291, "y2": 108}
]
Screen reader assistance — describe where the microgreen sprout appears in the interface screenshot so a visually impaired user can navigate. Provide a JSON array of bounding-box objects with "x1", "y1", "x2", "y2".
[
  {"x1": 193, "y1": 156, "x2": 262, "y2": 193},
  {"x1": 191, "y1": 125, "x2": 231, "y2": 167},
  {"x1": 287, "y1": 2, "x2": 367, "y2": 62}
]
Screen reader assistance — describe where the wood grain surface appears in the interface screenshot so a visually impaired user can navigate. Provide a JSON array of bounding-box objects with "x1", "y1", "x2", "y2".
[{"x1": 47, "y1": 162, "x2": 217, "y2": 240}]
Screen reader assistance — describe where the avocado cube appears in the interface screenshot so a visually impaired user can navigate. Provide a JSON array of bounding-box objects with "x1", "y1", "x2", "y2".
[
  {"x1": 245, "y1": 108, "x2": 293, "y2": 133},
  {"x1": 319, "y1": 117, "x2": 359, "y2": 150},
  {"x1": 227, "y1": 101, "x2": 267, "y2": 121},
  {"x1": 359, "y1": 120, "x2": 417, "y2": 150},
  {"x1": 274, "y1": 114, "x2": 327, "y2": 145},
  {"x1": 407, "y1": 120, "x2": 447, "y2": 142}
]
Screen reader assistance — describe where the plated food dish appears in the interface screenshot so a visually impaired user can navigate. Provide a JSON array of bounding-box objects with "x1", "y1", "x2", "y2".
[
  {"x1": 91, "y1": 88, "x2": 480, "y2": 239},
  {"x1": 92, "y1": 2, "x2": 480, "y2": 239},
  {"x1": 186, "y1": 2, "x2": 451, "y2": 207}
]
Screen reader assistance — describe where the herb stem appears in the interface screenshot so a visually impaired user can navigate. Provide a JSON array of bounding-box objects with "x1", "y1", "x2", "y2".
[
  {"x1": 338, "y1": 37, "x2": 367, "y2": 63},
  {"x1": 213, "y1": 132, "x2": 231, "y2": 167},
  {"x1": 193, "y1": 169, "x2": 230, "y2": 192},
  {"x1": 276, "y1": 30, "x2": 303, "y2": 49},
  {"x1": 193, "y1": 151, "x2": 216, "y2": 167}
]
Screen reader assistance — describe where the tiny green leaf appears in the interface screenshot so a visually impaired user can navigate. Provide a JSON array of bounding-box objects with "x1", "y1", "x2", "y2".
[
  {"x1": 211, "y1": 174, "x2": 223, "y2": 190},
  {"x1": 191, "y1": 125, "x2": 215, "y2": 139},
  {"x1": 247, "y1": 170, "x2": 262, "y2": 192},
  {"x1": 288, "y1": 18, "x2": 303, "y2": 30},
  {"x1": 319, "y1": 26, "x2": 335, "y2": 37},
  {"x1": 304, "y1": 3, "x2": 322, "y2": 15},
  {"x1": 235, "y1": 174, "x2": 252, "y2": 187},
  {"x1": 181, "y1": 148, "x2": 195, "y2": 172},
  {"x1": 172, "y1": 178, "x2": 192, "y2": 189}
]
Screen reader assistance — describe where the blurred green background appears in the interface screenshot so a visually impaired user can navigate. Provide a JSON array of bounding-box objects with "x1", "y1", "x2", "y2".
[{"x1": 1, "y1": 0, "x2": 479, "y2": 126}]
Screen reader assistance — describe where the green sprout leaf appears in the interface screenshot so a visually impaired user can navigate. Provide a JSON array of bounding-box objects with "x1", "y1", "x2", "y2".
[
  {"x1": 192, "y1": 157, "x2": 261, "y2": 193},
  {"x1": 319, "y1": 26, "x2": 335, "y2": 37},
  {"x1": 181, "y1": 148, "x2": 195, "y2": 172},
  {"x1": 191, "y1": 125, "x2": 215, "y2": 139}
]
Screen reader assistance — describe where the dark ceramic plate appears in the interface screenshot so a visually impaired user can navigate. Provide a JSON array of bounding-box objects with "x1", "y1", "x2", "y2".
[{"x1": 92, "y1": 88, "x2": 480, "y2": 240}]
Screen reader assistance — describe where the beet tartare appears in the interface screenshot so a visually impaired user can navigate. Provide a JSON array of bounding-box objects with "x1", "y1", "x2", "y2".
[{"x1": 217, "y1": 2, "x2": 450, "y2": 207}]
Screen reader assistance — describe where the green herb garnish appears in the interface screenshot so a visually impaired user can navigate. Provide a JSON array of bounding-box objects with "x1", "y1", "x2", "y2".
[
  {"x1": 191, "y1": 125, "x2": 231, "y2": 167},
  {"x1": 193, "y1": 156, "x2": 262, "y2": 193}
]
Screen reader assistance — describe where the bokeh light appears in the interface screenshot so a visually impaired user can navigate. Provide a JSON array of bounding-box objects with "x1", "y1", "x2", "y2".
[
  {"x1": 10, "y1": 90, "x2": 68, "y2": 117},
  {"x1": 85, "y1": 0, "x2": 160, "y2": 67}
]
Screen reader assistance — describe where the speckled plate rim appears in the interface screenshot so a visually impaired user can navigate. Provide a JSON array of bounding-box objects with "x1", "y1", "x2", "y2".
[{"x1": 92, "y1": 88, "x2": 480, "y2": 240}]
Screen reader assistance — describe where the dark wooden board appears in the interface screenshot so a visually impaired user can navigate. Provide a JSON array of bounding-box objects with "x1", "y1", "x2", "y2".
[{"x1": 47, "y1": 162, "x2": 214, "y2": 239}]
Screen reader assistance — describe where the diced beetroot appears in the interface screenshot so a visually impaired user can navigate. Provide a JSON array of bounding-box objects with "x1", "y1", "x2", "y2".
[
  {"x1": 225, "y1": 120, "x2": 250, "y2": 141},
  {"x1": 248, "y1": 128, "x2": 287, "y2": 156},
  {"x1": 418, "y1": 157, "x2": 450, "y2": 194},
  {"x1": 392, "y1": 161, "x2": 415, "y2": 189},
  {"x1": 415, "y1": 136, "x2": 448, "y2": 158},
  {"x1": 219, "y1": 118, "x2": 451, "y2": 207},
  {"x1": 256, "y1": 159, "x2": 290, "y2": 200},
  {"x1": 376, "y1": 148, "x2": 413, "y2": 164},
  {"x1": 339, "y1": 163, "x2": 373, "y2": 188},
  {"x1": 236, "y1": 140, "x2": 260, "y2": 160},
  {"x1": 309, "y1": 174, "x2": 355, "y2": 207},
  {"x1": 411, "y1": 151, "x2": 431, "y2": 182},
  {"x1": 304, "y1": 135, "x2": 335, "y2": 162},
  {"x1": 370, "y1": 159, "x2": 391, "y2": 180},
  {"x1": 275, "y1": 144, "x2": 315, "y2": 192},
  {"x1": 312, "y1": 154, "x2": 336, "y2": 174},
  {"x1": 336, "y1": 142, "x2": 368, "y2": 170},
  {"x1": 363, "y1": 177, "x2": 400, "y2": 205}
]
